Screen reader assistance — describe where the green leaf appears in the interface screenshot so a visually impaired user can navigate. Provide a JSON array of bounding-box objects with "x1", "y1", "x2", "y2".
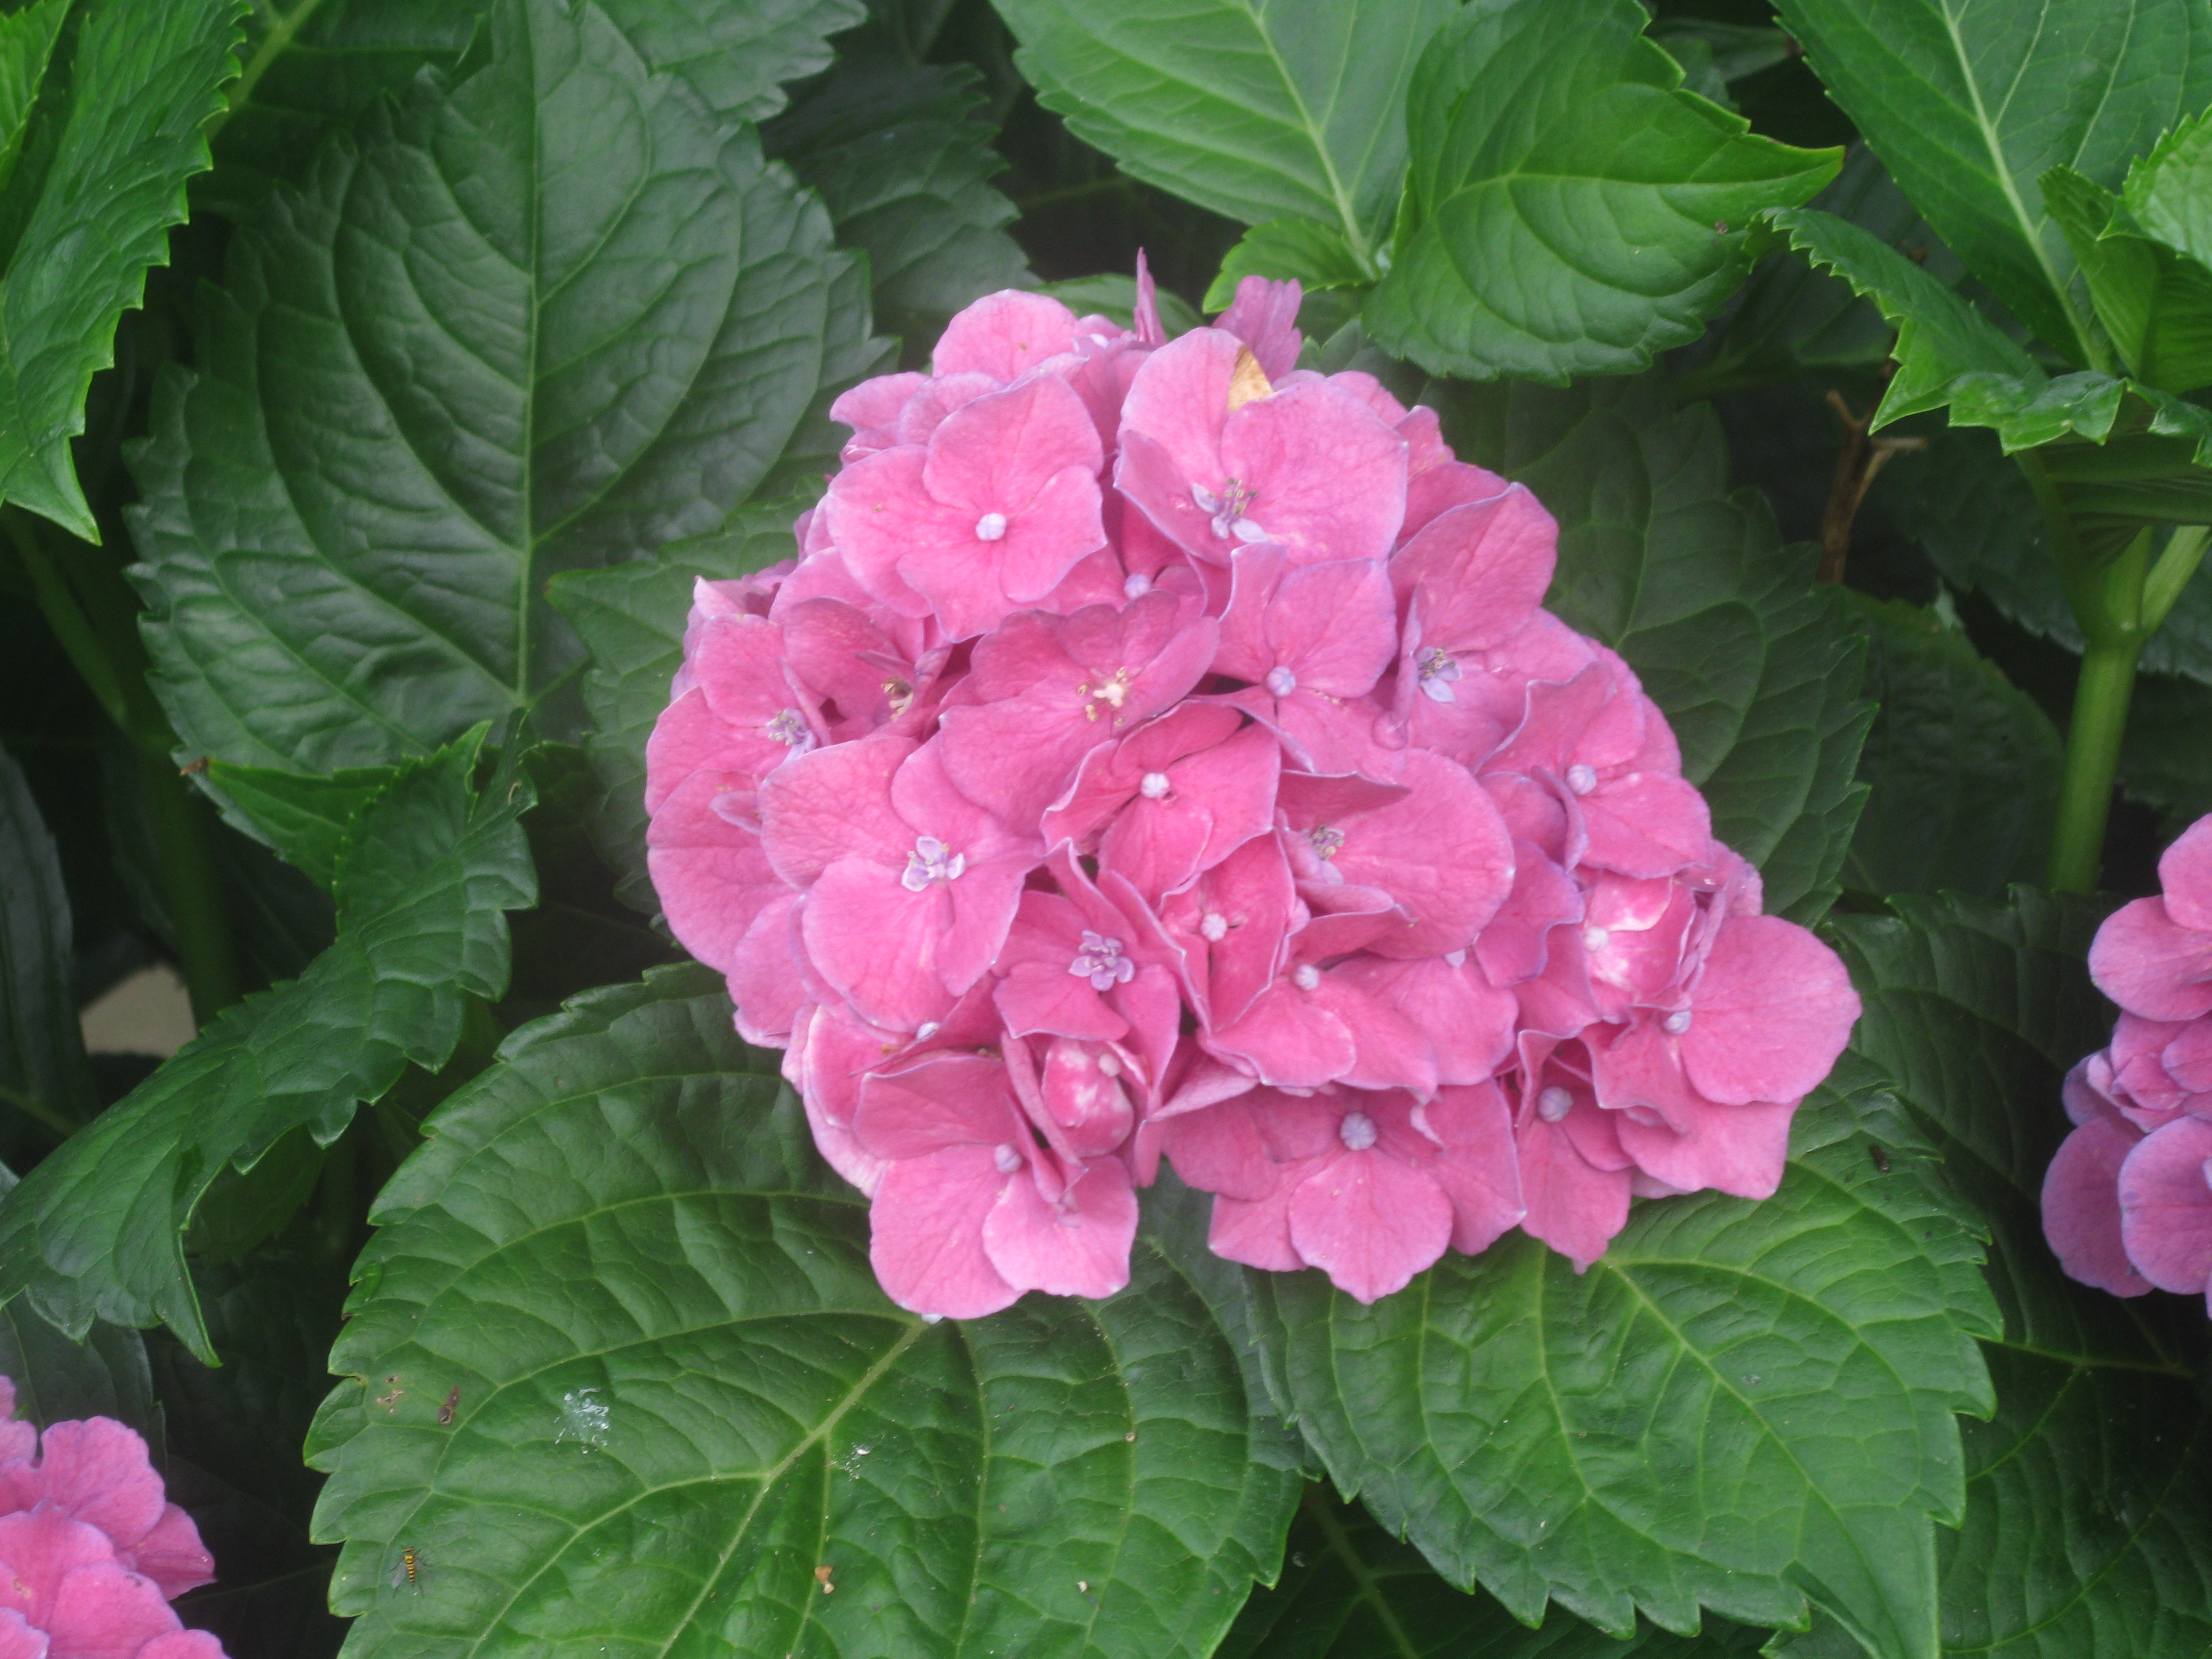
[
  {"x1": 1875, "y1": 426, "x2": 2212, "y2": 687},
  {"x1": 0, "y1": 741, "x2": 92, "y2": 1135},
  {"x1": 210, "y1": 0, "x2": 863, "y2": 214},
  {"x1": 2124, "y1": 110, "x2": 2212, "y2": 268},
  {"x1": 1676, "y1": 147, "x2": 1964, "y2": 400},
  {"x1": 129, "y1": 0, "x2": 881, "y2": 776},
  {"x1": 1766, "y1": 206, "x2": 2039, "y2": 423},
  {"x1": 1243, "y1": 1054, "x2": 1996, "y2": 1659},
  {"x1": 1219, "y1": 1490, "x2": 1772, "y2": 1658},
  {"x1": 766, "y1": 57, "x2": 1033, "y2": 338},
  {"x1": 1840, "y1": 594, "x2": 2062, "y2": 900},
  {"x1": 1446, "y1": 372, "x2": 1871, "y2": 922},
  {"x1": 989, "y1": 0, "x2": 1456, "y2": 272},
  {"x1": 0, "y1": 1163, "x2": 152, "y2": 1434},
  {"x1": 549, "y1": 500, "x2": 801, "y2": 913},
  {"x1": 0, "y1": 0, "x2": 243, "y2": 538},
  {"x1": 1772, "y1": 0, "x2": 2212, "y2": 365},
  {"x1": 2043, "y1": 166, "x2": 2212, "y2": 395},
  {"x1": 1828, "y1": 890, "x2": 2212, "y2": 1658},
  {"x1": 0, "y1": 730, "x2": 535, "y2": 1358},
  {"x1": 1649, "y1": 19, "x2": 1792, "y2": 88},
  {"x1": 1203, "y1": 217, "x2": 1372, "y2": 311},
  {"x1": 1363, "y1": 0, "x2": 1839, "y2": 384},
  {"x1": 199, "y1": 760, "x2": 403, "y2": 893},
  {"x1": 0, "y1": 0, "x2": 67, "y2": 204},
  {"x1": 307, "y1": 965, "x2": 1298, "y2": 1656}
]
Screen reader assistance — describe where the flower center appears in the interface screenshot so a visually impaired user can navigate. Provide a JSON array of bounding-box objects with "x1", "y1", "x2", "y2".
[
  {"x1": 993, "y1": 1144, "x2": 1024, "y2": 1174},
  {"x1": 1078, "y1": 666, "x2": 1136, "y2": 722},
  {"x1": 1338, "y1": 1111, "x2": 1378, "y2": 1151},
  {"x1": 1582, "y1": 925, "x2": 1610, "y2": 954},
  {"x1": 764, "y1": 708, "x2": 813, "y2": 751},
  {"x1": 1068, "y1": 930, "x2": 1137, "y2": 992},
  {"x1": 1193, "y1": 478, "x2": 1265, "y2": 541},
  {"x1": 974, "y1": 512, "x2": 1009, "y2": 541},
  {"x1": 900, "y1": 836, "x2": 966, "y2": 891},
  {"x1": 1537, "y1": 1085, "x2": 1574, "y2": 1122},
  {"x1": 882, "y1": 677, "x2": 914, "y2": 715},
  {"x1": 1565, "y1": 763, "x2": 1598, "y2": 796},
  {"x1": 1124, "y1": 571, "x2": 1151, "y2": 597},
  {"x1": 1139, "y1": 771, "x2": 1171, "y2": 799},
  {"x1": 1417, "y1": 647, "x2": 1461, "y2": 703},
  {"x1": 1199, "y1": 911, "x2": 1229, "y2": 942},
  {"x1": 1663, "y1": 1009, "x2": 1692, "y2": 1035},
  {"x1": 1292, "y1": 963, "x2": 1322, "y2": 991},
  {"x1": 1309, "y1": 825, "x2": 1344, "y2": 860},
  {"x1": 1264, "y1": 665, "x2": 1298, "y2": 697}
]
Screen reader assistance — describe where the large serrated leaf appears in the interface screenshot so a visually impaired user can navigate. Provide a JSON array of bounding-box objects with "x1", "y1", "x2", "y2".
[
  {"x1": 1841, "y1": 595, "x2": 2062, "y2": 900},
  {"x1": 549, "y1": 500, "x2": 802, "y2": 913},
  {"x1": 0, "y1": 731, "x2": 534, "y2": 1359},
  {"x1": 1446, "y1": 371, "x2": 1871, "y2": 923},
  {"x1": 766, "y1": 56, "x2": 1033, "y2": 341},
  {"x1": 1219, "y1": 1492, "x2": 1771, "y2": 1658},
  {"x1": 1821, "y1": 891, "x2": 2212, "y2": 1658},
  {"x1": 0, "y1": 742, "x2": 92, "y2": 1134},
  {"x1": 1242, "y1": 1055, "x2": 1996, "y2": 1659},
  {"x1": 989, "y1": 0, "x2": 1453, "y2": 273},
  {"x1": 0, "y1": 0, "x2": 243, "y2": 538},
  {"x1": 129, "y1": 0, "x2": 880, "y2": 777},
  {"x1": 1773, "y1": 0, "x2": 2212, "y2": 366},
  {"x1": 210, "y1": 0, "x2": 862, "y2": 214},
  {"x1": 1364, "y1": 0, "x2": 1838, "y2": 384},
  {"x1": 307, "y1": 965, "x2": 1298, "y2": 1657}
]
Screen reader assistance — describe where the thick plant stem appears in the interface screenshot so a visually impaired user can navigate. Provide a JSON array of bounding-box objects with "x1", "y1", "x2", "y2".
[
  {"x1": 2049, "y1": 636, "x2": 2142, "y2": 893},
  {"x1": 8, "y1": 509, "x2": 241, "y2": 1024}
]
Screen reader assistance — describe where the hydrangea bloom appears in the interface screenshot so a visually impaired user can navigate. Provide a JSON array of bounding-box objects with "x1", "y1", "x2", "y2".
[
  {"x1": 2045, "y1": 815, "x2": 2212, "y2": 1305},
  {"x1": 647, "y1": 268, "x2": 1862, "y2": 1315},
  {"x1": 0, "y1": 1379, "x2": 226, "y2": 1659}
]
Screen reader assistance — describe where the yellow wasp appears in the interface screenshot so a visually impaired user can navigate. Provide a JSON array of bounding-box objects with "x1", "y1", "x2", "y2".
[{"x1": 389, "y1": 1546, "x2": 424, "y2": 1594}]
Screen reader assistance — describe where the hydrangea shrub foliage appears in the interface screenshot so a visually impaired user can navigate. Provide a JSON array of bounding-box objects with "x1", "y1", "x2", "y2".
[{"x1": 2, "y1": 1, "x2": 2212, "y2": 1657}]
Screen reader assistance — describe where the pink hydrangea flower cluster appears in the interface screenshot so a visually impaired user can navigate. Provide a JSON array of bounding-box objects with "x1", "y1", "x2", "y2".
[
  {"x1": 646, "y1": 270, "x2": 1862, "y2": 1315},
  {"x1": 2045, "y1": 815, "x2": 2212, "y2": 1309},
  {"x1": 0, "y1": 1379, "x2": 225, "y2": 1658}
]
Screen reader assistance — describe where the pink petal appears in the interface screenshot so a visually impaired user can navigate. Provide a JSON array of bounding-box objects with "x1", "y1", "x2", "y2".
[
  {"x1": 1680, "y1": 915, "x2": 1858, "y2": 1106},
  {"x1": 1421, "y1": 1082, "x2": 1526, "y2": 1253},
  {"x1": 2042, "y1": 1113, "x2": 2150, "y2": 1297},
  {"x1": 1515, "y1": 1102, "x2": 1633, "y2": 1271},
  {"x1": 0, "y1": 1609, "x2": 44, "y2": 1659},
  {"x1": 0, "y1": 1509, "x2": 115, "y2": 1627},
  {"x1": 2118, "y1": 1114, "x2": 2212, "y2": 1293},
  {"x1": 1218, "y1": 379, "x2": 1407, "y2": 566},
  {"x1": 870, "y1": 1146, "x2": 1022, "y2": 1319},
  {"x1": 136, "y1": 1634, "x2": 230, "y2": 1659},
  {"x1": 1579, "y1": 773, "x2": 1714, "y2": 879},
  {"x1": 1616, "y1": 1096, "x2": 1797, "y2": 1201},
  {"x1": 933, "y1": 289, "x2": 1082, "y2": 380},
  {"x1": 726, "y1": 891, "x2": 806, "y2": 1048},
  {"x1": 5, "y1": 1419, "x2": 165, "y2": 1558},
  {"x1": 1388, "y1": 489, "x2": 1556, "y2": 652},
  {"x1": 801, "y1": 859, "x2": 960, "y2": 1030},
  {"x1": 1287, "y1": 1147, "x2": 1453, "y2": 1303},
  {"x1": 1204, "y1": 979, "x2": 1356, "y2": 1089},
  {"x1": 1473, "y1": 842, "x2": 1583, "y2": 987},
  {"x1": 831, "y1": 370, "x2": 929, "y2": 435},
  {"x1": 920, "y1": 374, "x2": 1104, "y2": 517},
  {"x1": 1208, "y1": 1188, "x2": 1304, "y2": 1272},
  {"x1": 1332, "y1": 954, "x2": 1517, "y2": 1086},
  {"x1": 983, "y1": 1156, "x2": 1139, "y2": 1298},
  {"x1": 756, "y1": 734, "x2": 912, "y2": 887},
  {"x1": 1215, "y1": 275, "x2": 1304, "y2": 378},
  {"x1": 853, "y1": 1053, "x2": 1028, "y2": 1159},
  {"x1": 2090, "y1": 896, "x2": 2212, "y2": 1021},
  {"x1": 2158, "y1": 816, "x2": 2212, "y2": 932},
  {"x1": 1161, "y1": 1097, "x2": 1278, "y2": 1201}
]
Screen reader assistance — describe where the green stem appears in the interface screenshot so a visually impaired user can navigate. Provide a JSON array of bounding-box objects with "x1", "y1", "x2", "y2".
[{"x1": 2049, "y1": 634, "x2": 2142, "y2": 893}]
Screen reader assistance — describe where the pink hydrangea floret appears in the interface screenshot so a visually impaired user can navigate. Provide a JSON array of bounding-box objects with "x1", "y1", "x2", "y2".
[
  {"x1": 646, "y1": 264, "x2": 1862, "y2": 1315},
  {"x1": 0, "y1": 1378, "x2": 226, "y2": 1658},
  {"x1": 2045, "y1": 814, "x2": 2212, "y2": 1307}
]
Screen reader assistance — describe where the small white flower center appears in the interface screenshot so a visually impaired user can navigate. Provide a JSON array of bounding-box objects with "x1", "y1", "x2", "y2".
[
  {"x1": 1538, "y1": 1085, "x2": 1574, "y2": 1122},
  {"x1": 1264, "y1": 666, "x2": 1298, "y2": 697},
  {"x1": 1139, "y1": 771, "x2": 1171, "y2": 799},
  {"x1": 1338, "y1": 1111, "x2": 1378, "y2": 1152},
  {"x1": 1124, "y1": 572, "x2": 1152, "y2": 598},
  {"x1": 901, "y1": 836, "x2": 966, "y2": 891},
  {"x1": 915, "y1": 1021, "x2": 940, "y2": 1041},
  {"x1": 1417, "y1": 647, "x2": 1461, "y2": 703},
  {"x1": 1200, "y1": 911, "x2": 1229, "y2": 942},
  {"x1": 1199, "y1": 478, "x2": 1260, "y2": 540},
  {"x1": 1663, "y1": 1009, "x2": 1692, "y2": 1035},
  {"x1": 1582, "y1": 925, "x2": 1610, "y2": 954},
  {"x1": 1097, "y1": 1051, "x2": 1122, "y2": 1078},
  {"x1": 765, "y1": 708, "x2": 814, "y2": 751},
  {"x1": 974, "y1": 512, "x2": 1008, "y2": 541},
  {"x1": 1309, "y1": 825, "x2": 1344, "y2": 860},
  {"x1": 1068, "y1": 930, "x2": 1137, "y2": 992},
  {"x1": 1292, "y1": 963, "x2": 1322, "y2": 991},
  {"x1": 1566, "y1": 763, "x2": 1598, "y2": 796},
  {"x1": 993, "y1": 1144, "x2": 1024, "y2": 1174}
]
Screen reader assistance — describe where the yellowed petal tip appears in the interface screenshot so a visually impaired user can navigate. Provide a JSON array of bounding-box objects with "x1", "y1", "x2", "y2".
[{"x1": 1226, "y1": 346, "x2": 1272, "y2": 412}]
